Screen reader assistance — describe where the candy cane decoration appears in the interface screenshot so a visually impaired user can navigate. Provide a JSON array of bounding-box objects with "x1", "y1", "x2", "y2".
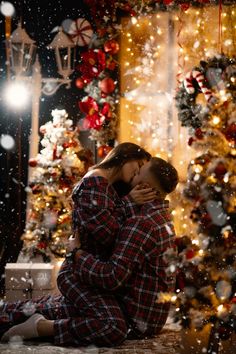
[
  {"x1": 183, "y1": 70, "x2": 213, "y2": 102},
  {"x1": 192, "y1": 70, "x2": 213, "y2": 102},
  {"x1": 183, "y1": 71, "x2": 195, "y2": 94}
]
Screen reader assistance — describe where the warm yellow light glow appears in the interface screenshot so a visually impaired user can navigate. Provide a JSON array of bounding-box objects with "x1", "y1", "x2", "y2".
[
  {"x1": 4, "y1": 82, "x2": 30, "y2": 109},
  {"x1": 212, "y1": 116, "x2": 220, "y2": 125},
  {"x1": 171, "y1": 295, "x2": 177, "y2": 302},
  {"x1": 194, "y1": 165, "x2": 203, "y2": 173},
  {"x1": 192, "y1": 239, "x2": 199, "y2": 245},
  {"x1": 131, "y1": 17, "x2": 137, "y2": 25}
]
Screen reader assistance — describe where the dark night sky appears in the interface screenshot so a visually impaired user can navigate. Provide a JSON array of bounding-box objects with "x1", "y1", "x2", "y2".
[{"x1": 0, "y1": 0, "x2": 93, "y2": 289}]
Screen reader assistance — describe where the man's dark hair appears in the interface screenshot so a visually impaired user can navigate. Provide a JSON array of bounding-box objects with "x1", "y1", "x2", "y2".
[{"x1": 149, "y1": 157, "x2": 179, "y2": 194}]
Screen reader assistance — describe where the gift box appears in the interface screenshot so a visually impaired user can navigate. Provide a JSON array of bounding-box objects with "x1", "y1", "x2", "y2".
[{"x1": 5, "y1": 263, "x2": 61, "y2": 301}]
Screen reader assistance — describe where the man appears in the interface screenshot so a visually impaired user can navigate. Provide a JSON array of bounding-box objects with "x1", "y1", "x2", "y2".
[{"x1": 1, "y1": 157, "x2": 178, "y2": 346}]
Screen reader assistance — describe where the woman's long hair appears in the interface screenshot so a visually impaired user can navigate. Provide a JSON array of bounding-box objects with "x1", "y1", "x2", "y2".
[{"x1": 93, "y1": 142, "x2": 151, "y2": 171}]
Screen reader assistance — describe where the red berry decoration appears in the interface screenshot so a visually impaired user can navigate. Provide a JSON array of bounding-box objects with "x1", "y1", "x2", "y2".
[
  {"x1": 104, "y1": 39, "x2": 119, "y2": 55},
  {"x1": 28, "y1": 158, "x2": 38, "y2": 167},
  {"x1": 99, "y1": 77, "x2": 115, "y2": 94},
  {"x1": 75, "y1": 78, "x2": 85, "y2": 89}
]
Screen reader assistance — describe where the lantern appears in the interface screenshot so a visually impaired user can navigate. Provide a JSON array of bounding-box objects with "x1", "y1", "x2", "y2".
[
  {"x1": 48, "y1": 27, "x2": 75, "y2": 79},
  {"x1": 9, "y1": 22, "x2": 36, "y2": 76}
]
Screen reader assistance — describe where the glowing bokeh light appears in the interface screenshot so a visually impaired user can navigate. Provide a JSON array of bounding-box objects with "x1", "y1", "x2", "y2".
[
  {"x1": 0, "y1": 1, "x2": 15, "y2": 16},
  {"x1": 4, "y1": 82, "x2": 30, "y2": 109}
]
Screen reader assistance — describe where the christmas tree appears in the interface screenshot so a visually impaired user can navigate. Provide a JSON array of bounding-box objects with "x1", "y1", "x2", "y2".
[
  {"x1": 19, "y1": 109, "x2": 93, "y2": 262},
  {"x1": 174, "y1": 55, "x2": 236, "y2": 351}
]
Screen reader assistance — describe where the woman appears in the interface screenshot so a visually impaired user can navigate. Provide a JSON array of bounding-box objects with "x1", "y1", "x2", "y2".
[{"x1": 69, "y1": 142, "x2": 156, "y2": 261}]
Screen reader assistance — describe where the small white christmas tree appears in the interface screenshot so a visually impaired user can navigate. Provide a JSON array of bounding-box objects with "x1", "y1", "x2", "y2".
[{"x1": 19, "y1": 109, "x2": 93, "y2": 262}]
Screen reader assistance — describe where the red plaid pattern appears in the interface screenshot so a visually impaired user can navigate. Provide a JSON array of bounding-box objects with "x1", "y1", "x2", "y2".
[
  {"x1": 0, "y1": 293, "x2": 127, "y2": 346},
  {"x1": 74, "y1": 200, "x2": 177, "y2": 337},
  {"x1": 72, "y1": 176, "x2": 136, "y2": 260}
]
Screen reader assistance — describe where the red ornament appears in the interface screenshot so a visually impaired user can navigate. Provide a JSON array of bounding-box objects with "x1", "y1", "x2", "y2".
[
  {"x1": 106, "y1": 59, "x2": 117, "y2": 71},
  {"x1": 79, "y1": 49, "x2": 106, "y2": 82},
  {"x1": 104, "y1": 39, "x2": 119, "y2": 55},
  {"x1": 214, "y1": 162, "x2": 227, "y2": 178},
  {"x1": 37, "y1": 241, "x2": 47, "y2": 250},
  {"x1": 188, "y1": 137, "x2": 195, "y2": 146},
  {"x1": 103, "y1": 145, "x2": 112, "y2": 156},
  {"x1": 180, "y1": 3, "x2": 190, "y2": 11},
  {"x1": 62, "y1": 142, "x2": 69, "y2": 149},
  {"x1": 163, "y1": 0, "x2": 174, "y2": 5},
  {"x1": 97, "y1": 145, "x2": 112, "y2": 158},
  {"x1": 185, "y1": 249, "x2": 196, "y2": 260},
  {"x1": 99, "y1": 77, "x2": 115, "y2": 94},
  {"x1": 225, "y1": 122, "x2": 236, "y2": 143},
  {"x1": 75, "y1": 78, "x2": 85, "y2": 89},
  {"x1": 28, "y1": 158, "x2": 38, "y2": 167},
  {"x1": 195, "y1": 128, "x2": 204, "y2": 139}
]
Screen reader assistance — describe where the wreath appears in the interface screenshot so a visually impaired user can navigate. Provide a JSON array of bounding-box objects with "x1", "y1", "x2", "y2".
[{"x1": 175, "y1": 55, "x2": 236, "y2": 131}]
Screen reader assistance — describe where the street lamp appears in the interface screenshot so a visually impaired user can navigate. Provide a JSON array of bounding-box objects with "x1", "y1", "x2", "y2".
[
  {"x1": 9, "y1": 22, "x2": 36, "y2": 76},
  {"x1": 6, "y1": 23, "x2": 75, "y2": 180}
]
